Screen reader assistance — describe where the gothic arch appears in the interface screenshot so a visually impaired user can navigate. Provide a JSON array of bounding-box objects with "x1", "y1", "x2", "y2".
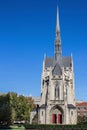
[
  {"x1": 50, "y1": 105, "x2": 64, "y2": 124},
  {"x1": 51, "y1": 105, "x2": 63, "y2": 112}
]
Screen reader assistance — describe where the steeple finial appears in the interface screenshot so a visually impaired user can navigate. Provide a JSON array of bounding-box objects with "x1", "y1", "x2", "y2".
[
  {"x1": 56, "y1": 6, "x2": 60, "y2": 33},
  {"x1": 55, "y1": 6, "x2": 62, "y2": 61}
]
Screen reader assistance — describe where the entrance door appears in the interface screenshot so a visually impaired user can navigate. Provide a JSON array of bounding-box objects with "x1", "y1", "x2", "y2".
[
  {"x1": 58, "y1": 114, "x2": 62, "y2": 124},
  {"x1": 52, "y1": 114, "x2": 57, "y2": 124},
  {"x1": 52, "y1": 114, "x2": 62, "y2": 124}
]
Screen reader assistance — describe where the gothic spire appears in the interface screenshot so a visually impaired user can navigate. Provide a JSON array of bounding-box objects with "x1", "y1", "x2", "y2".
[
  {"x1": 56, "y1": 6, "x2": 60, "y2": 33},
  {"x1": 55, "y1": 6, "x2": 62, "y2": 61}
]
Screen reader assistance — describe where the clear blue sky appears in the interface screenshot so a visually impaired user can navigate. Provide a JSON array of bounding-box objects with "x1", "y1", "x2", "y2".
[{"x1": 0, "y1": 0, "x2": 87, "y2": 101}]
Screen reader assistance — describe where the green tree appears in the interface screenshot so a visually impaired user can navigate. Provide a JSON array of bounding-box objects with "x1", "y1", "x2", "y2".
[
  {"x1": 0, "y1": 92, "x2": 35, "y2": 125},
  {"x1": 16, "y1": 95, "x2": 35, "y2": 122},
  {"x1": 0, "y1": 94, "x2": 11, "y2": 125}
]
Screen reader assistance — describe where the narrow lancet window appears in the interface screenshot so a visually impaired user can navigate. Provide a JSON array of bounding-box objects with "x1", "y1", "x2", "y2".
[{"x1": 55, "y1": 85, "x2": 60, "y2": 99}]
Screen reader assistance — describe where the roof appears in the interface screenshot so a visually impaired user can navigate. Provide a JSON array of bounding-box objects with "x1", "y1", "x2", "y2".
[
  {"x1": 76, "y1": 102, "x2": 87, "y2": 107},
  {"x1": 39, "y1": 104, "x2": 46, "y2": 109},
  {"x1": 62, "y1": 57, "x2": 72, "y2": 68},
  {"x1": 67, "y1": 104, "x2": 76, "y2": 109},
  {"x1": 44, "y1": 56, "x2": 72, "y2": 69},
  {"x1": 45, "y1": 58, "x2": 54, "y2": 68},
  {"x1": 44, "y1": 56, "x2": 72, "y2": 76}
]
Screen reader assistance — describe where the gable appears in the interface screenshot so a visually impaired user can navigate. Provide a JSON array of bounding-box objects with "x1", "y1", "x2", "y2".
[{"x1": 52, "y1": 63, "x2": 62, "y2": 75}]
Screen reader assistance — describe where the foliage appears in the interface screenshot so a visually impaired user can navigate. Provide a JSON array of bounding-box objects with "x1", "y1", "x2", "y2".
[
  {"x1": 0, "y1": 92, "x2": 35, "y2": 125},
  {"x1": 0, "y1": 93, "x2": 11, "y2": 125},
  {"x1": 77, "y1": 116, "x2": 87, "y2": 124},
  {"x1": 24, "y1": 124, "x2": 87, "y2": 130},
  {"x1": 1, "y1": 124, "x2": 87, "y2": 130}
]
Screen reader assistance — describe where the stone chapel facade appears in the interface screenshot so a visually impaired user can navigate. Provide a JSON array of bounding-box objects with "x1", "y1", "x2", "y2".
[{"x1": 38, "y1": 8, "x2": 77, "y2": 124}]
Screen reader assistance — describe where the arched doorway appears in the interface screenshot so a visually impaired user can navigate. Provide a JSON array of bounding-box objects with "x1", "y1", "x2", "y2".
[{"x1": 50, "y1": 105, "x2": 64, "y2": 124}]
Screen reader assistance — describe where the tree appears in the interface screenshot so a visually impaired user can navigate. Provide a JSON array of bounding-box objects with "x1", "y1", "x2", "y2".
[
  {"x1": 0, "y1": 92, "x2": 36, "y2": 125},
  {"x1": 0, "y1": 94, "x2": 12, "y2": 125},
  {"x1": 16, "y1": 96, "x2": 36, "y2": 122}
]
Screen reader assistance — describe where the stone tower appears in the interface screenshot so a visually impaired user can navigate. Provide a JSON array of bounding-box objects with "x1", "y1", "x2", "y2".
[{"x1": 38, "y1": 7, "x2": 77, "y2": 124}]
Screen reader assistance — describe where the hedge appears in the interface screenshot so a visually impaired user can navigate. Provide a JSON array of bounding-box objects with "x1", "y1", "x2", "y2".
[
  {"x1": 24, "y1": 124, "x2": 87, "y2": 130},
  {"x1": 1, "y1": 124, "x2": 87, "y2": 130}
]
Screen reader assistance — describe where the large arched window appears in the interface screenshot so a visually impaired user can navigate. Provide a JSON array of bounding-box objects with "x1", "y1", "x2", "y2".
[{"x1": 55, "y1": 84, "x2": 60, "y2": 99}]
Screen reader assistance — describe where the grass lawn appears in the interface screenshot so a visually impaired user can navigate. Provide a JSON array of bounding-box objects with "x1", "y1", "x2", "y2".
[{"x1": 10, "y1": 125, "x2": 25, "y2": 130}]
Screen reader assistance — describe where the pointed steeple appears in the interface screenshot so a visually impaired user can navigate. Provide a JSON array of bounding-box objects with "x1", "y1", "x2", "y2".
[
  {"x1": 55, "y1": 6, "x2": 62, "y2": 61},
  {"x1": 56, "y1": 6, "x2": 60, "y2": 33}
]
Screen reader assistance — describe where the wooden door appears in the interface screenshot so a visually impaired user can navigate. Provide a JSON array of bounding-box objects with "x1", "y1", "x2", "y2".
[
  {"x1": 58, "y1": 114, "x2": 62, "y2": 124},
  {"x1": 52, "y1": 114, "x2": 57, "y2": 124}
]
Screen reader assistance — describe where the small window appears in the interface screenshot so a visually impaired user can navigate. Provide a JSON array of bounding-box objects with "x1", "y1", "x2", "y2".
[
  {"x1": 84, "y1": 112, "x2": 86, "y2": 115},
  {"x1": 42, "y1": 111, "x2": 43, "y2": 116},
  {"x1": 41, "y1": 93, "x2": 42, "y2": 97},
  {"x1": 42, "y1": 80, "x2": 44, "y2": 86},
  {"x1": 84, "y1": 107, "x2": 86, "y2": 110},
  {"x1": 46, "y1": 80, "x2": 49, "y2": 86},
  {"x1": 78, "y1": 107, "x2": 80, "y2": 110},
  {"x1": 71, "y1": 111, "x2": 73, "y2": 115},
  {"x1": 53, "y1": 75, "x2": 55, "y2": 78},
  {"x1": 64, "y1": 67, "x2": 66, "y2": 70},
  {"x1": 59, "y1": 76, "x2": 61, "y2": 78},
  {"x1": 55, "y1": 85, "x2": 59, "y2": 99},
  {"x1": 71, "y1": 81, "x2": 73, "y2": 84}
]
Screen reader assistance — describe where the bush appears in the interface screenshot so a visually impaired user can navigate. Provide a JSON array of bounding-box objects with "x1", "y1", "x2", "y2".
[{"x1": 24, "y1": 124, "x2": 87, "y2": 130}]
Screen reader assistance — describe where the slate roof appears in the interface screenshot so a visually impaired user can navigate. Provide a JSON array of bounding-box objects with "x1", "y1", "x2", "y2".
[
  {"x1": 62, "y1": 57, "x2": 72, "y2": 68},
  {"x1": 67, "y1": 104, "x2": 76, "y2": 109},
  {"x1": 45, "y1": 58, "x2": 54, "y2": 68},
  {"x1": 44, "y1": 56, "x2": 72, "y2": 69},
  {"x1": 39, "y1": 104, "x2": 46, "y2": 109},
  {"x1": 44, "y1": 56, "x2": 72, "y2": 76}
]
